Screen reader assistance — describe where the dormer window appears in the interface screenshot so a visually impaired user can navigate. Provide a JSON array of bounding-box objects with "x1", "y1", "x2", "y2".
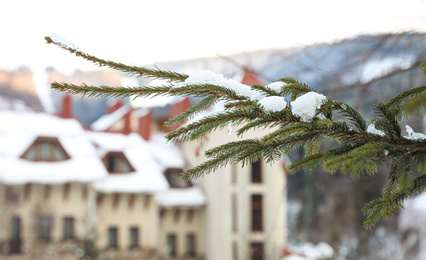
[
  {"x1": 103, "y1": 152, "x2": 135, "y2": 174},
  {"x1": 21, "y1": 137, "x2": 70, "y2": 161},
  {"x1": 164, "y1": 168, "x2": 191, "y2": 188}
]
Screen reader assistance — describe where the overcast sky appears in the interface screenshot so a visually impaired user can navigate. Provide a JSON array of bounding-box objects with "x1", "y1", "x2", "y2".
[{"x1": 2, "y1": 0, "x2": 426, "y2": 74}]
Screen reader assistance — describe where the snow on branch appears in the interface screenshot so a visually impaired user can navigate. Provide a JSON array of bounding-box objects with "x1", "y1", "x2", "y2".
[{"x1": 45, "y1": 35, "x2": 426, "y2": 228}]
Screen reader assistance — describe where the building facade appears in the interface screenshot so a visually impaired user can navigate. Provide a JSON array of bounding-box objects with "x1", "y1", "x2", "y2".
[{"x1": 0, "y1": 69, "x2": 287, "y2": 260}]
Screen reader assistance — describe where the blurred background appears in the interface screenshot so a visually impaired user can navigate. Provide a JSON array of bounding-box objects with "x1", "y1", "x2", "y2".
[{"x1": 1, "y1": 0, "x2": 426, "y2": 260}]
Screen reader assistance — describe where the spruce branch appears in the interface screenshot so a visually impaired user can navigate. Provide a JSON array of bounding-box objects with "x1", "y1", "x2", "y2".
[
  {"x1": 373, "y1": 102, "x2": 402, "y2": 139},
  {"x1": 165, "y1": 95, "x2": 217, "y2": 127},
  {"x1": 169, "y1": 84, "x2": 244, "y2": 100},
  {"x1": 183, "y1": 139, "x2": 261, "y2": 179},
  {"x1": 331, "y1": 100, "x2": 367, "y2": 132},
  {"x1": 224, "y1": 100, "x2": 257, "y2": 111},
  {"x1": 165, "y1": 111, "x2": 254, "y2": 143},
  {"x1": 46, "y1": 37, "x2": 426, "y2": 229},
  {"x1": 52, "y1": 82, "x2": 171, "y2": 99},
  {"x1": 236, "y1": 119, "x2": 280, "y2": 137},
  {"x1": 45, "y1": 36, "x2": 188, "y2": 82},
  {"x1": 250, "y1": 84, "x2": 281, "y2": 96},
  {"x1": 278, "y1": 77, "x2": 318, "y2": 100},
  {"x1": 402, "y1": 91, "x2": 426, "y2": 115},
  {"x1": 385, "y1": 85, "x2": 426, "y2": 109}
]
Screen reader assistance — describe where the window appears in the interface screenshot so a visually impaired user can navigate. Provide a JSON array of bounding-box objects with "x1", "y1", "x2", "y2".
[
  {"x1": 21, "y1": 137, "x2": 70, "y2": 161},
  {"x1": 232, "y1": 242, "x2": 238, "y2": 260},
  {"x1": 251, "y1": 161, "x2": 262, "y2": 183},
  {"x1": 129, "y1": 227, "x2": 139, "y2": 248},
  {"x1": 9, "y1": 216, "x2": 21, "y2": 253},
  {"x1": 103, "y1": 152, "x2": 135, "y2": 174},
  {"x1": 186, "y1": 233, "x2": 196, "y2": 257},
  {"x1": 164, "y1": 168, "x2": 191, "y2": 188},
  {"x1": 250, "y1": 242, "x2": 264, "y2": 260},
  {"x1": 251, "y1": 195, "x2": 262, "y2": 231},
  {"x1": 232, "y1": 194, "x2": 238, "y2": 232},
  {"x1": 167, "y1": 234, "x2": 177, "y2": 257},
  {"x1": 63, "y1": 217, "x2": 74, "y2": 239},
  {"x1": 108, "y1": 227, "x2": 118, "y2": 248},
  {"x1": 39, "y1": 216, "x2": 52, "y2": 241}
]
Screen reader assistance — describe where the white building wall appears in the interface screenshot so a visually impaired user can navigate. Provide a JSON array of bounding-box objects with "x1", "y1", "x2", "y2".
[{"x1": 183, "y1": 127, "x2": 287, "y2": 260}]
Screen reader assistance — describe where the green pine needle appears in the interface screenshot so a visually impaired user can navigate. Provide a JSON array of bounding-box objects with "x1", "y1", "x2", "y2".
[{"x1": 46, "y1": 36, "x2": 426, "y2": 229}]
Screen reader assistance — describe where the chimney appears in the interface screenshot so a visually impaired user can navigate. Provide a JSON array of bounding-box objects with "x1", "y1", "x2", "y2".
[
  {"x1": 169, "y1": 97, "x2": 190, "y2": 132},
  {"x1": 61, "y1": 95, "x2": 73, "y2": 118},
  {"x1": 138, "y1": 109, "x2": 152, "y2": 141},
  {"x1": 240, "y1": 67, "x2": 264, "y2": 86},
  {"x1": 107, "y1": 99, "x2": 122, "y2": 114}
]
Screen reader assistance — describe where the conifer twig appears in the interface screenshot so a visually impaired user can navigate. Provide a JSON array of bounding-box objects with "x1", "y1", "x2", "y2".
[
  {"x1": 45, "y1": 36, "x2": 188, "y2": 82},
  {"x1": 46, "y1": 35, "x2": 426, "y2": 228}
]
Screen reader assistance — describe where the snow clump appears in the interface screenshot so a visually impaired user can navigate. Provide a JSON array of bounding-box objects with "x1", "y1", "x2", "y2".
[
  {"x1": 49, "y1": 33, "x2": 79, "y2": 50},
  {"x1": 175, "y1": 70, "x2": 265, "y2": 101},
  {"x1": 367, "y1": 124, "x2": 385, "y2": 136},
  {"x1": 290, "y1": 92, "x2": 326, "y2": 122},
  {"x1": 265, "y1": 81, "x2": 286, "y2": 92},
  {"x1": 258, "y1": 96, "x2": 287, "y2": 112},
  {"x1": 405, "y1": 125, "x2": 426, "y2": 140}
]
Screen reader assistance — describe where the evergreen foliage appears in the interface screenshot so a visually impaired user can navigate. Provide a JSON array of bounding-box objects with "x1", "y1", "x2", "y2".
[{"x1": 45, "y1": 35, "x2": 426, "y2": 228}]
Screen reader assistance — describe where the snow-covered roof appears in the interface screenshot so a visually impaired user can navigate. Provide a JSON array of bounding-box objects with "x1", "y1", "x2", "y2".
[
  {"x1": 148, "y1": 132, "x2": 186, "y2": 169},
  {"x1": 155, "y1": 186, "x2": 207, "y2": 208},
  {"x1": 88, "y1": 131, "x2": 206, "y2": 207},
  {"x1": 90, "y1": 104, "x2": 131, "y2": 131},
  {"x1": 87, "y1": 131, "x2": 169, "y2": 193},
  {"x1": 0, "y1": 111, "x2": 107, "y2": 184}
]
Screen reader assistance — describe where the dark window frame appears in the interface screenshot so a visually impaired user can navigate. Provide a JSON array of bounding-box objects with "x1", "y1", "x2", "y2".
[
  {"x1": 129, "y1": 226, "x2": 139, "y2": 249},
  {"x1": 102, "y1": 151, "x2": 135, "y2": 174},
  {"x1": 9, "y1": 216, "x2": 22, "y2": 254},
  {"x1": 20, "y1": 136, "x2": 70, "y2": 162},
  {"x1": 250, "y1": 242, "x2": 264, "y2": 260},
  {"x1": 38, "y1": 215, "x2": 52, "y2": 241},
  {"x1": 186, "y1": 233, "x2": 196, "y2": 257},
  {"x1": 63, "y1": 216, "x2": 74, "y2": 240},
  {"x1": 167, "y1": 233, "x2": 177, "y2": 257},
  {"x1": 251, "y1": 160, "x2": 262, "y2": 183},
  {"x1": 164, "y1": 168, "x2": 192, "y2": 188},
  {"x1": 251, "y1": 195, "x2": 263, "y2": 232},
  {"x1": 108, "y1": 227, "x2": 118, "y2": 248}
]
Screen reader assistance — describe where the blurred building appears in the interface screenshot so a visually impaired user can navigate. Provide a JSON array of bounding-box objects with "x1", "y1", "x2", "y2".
[{"x1": 0, "y1": 69, "x2": 287, "y2": 260}]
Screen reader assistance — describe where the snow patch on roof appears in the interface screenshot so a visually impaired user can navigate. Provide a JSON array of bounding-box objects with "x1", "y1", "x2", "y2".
[
  {"x1": 148, "y1": 132, "x2": 186, "y2": 169},
  {"x1": 0, "y1": 96, "x2": 33, "y2": 111},
  {"x1": 156, "y1": 186, "x2": 207, "y2": 207},
  {"x1": 0, "y1": 111, "x2": 107, "y2": 184},
  {"x1": 87, "y1": 131, "x2": 169, "y2": 193},
  {"x1": 91, "y1": 104, "x2": 131, "y2": 131}
]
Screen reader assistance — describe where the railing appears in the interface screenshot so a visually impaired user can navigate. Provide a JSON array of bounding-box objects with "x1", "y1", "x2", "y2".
[
  {"x1": 0, "y1": 239, "x2": 22, "y2": 254},
  {"x1": 9, "y1": 239, "x2": 22, "y2": 254},
  {"x1": 158, "y1": 255, "x2": 205, "y2": 260}
]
